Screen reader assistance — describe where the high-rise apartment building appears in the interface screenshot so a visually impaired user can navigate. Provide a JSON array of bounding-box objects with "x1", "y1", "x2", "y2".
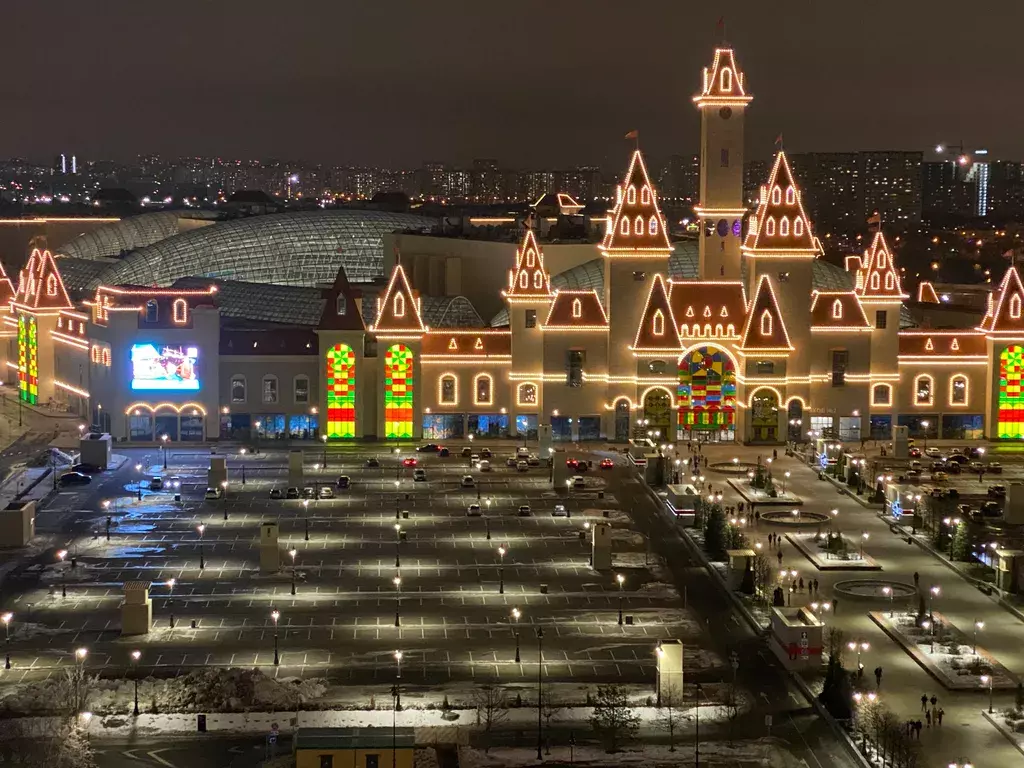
[
  {"x1": 787, "y1": 152, "x2": 861, "y2": 237},
  {"x1": 860, "y1": 151, "x2": 922, "y2": 228}
]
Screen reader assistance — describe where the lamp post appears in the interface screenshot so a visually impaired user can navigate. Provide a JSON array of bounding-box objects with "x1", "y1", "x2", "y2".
[
  {"x1": 394, "y1": 524, "x2": 402, "y2": 568},
  {"x1": 847, "y1": 640, "x2": 869, "y2": 674},
  {"x1": 536, "y1": 627, "x2": 544, "y2": 761},
  {"x1": 394, "y1": 480, "x2": 401, "y2": 520},
  {"x1": 271, "y1": 609, "x2": 280, "y2": 666},
  {"x1": 394, "y1": 650, "x2": 403, "y2": 710},
  {"x1": 221, "y1": 480, "x2": 228, "y2": 520},
  {"x1": 303, "y1": 499, "x2": 310, "y2": 541},
  {"x1": 57, "y1": 549, "x2": 68, "y2": 598},
  {"x1": 695, "y1": 681, "x2": 703, "y2": 768},
  {"x1": 2, "y1": 612, "x2": 11, "y2": 669},
  {"x1": 921, "y1": 420, "x2": 930, "y2": 450},
  {"x1": 860, "y1": 531, "x2": 869, "y2": 559},
  {"x1": 393, "y1": 575, "x2": 402, "y2": 627},
  {"x1": 74, "y1": 647, "x2": 88, "y2": 709},
  {"x1": 321, "y1": 435, "x2": 328, "y2": 468},
  {"x1": 616, "y1": 573, "x2": 625, "y2": 625},
  {"x1": 929, "y1": 585, "x2": 940, "y2": 622},
  {"x1": 512, "y1": 607, "x2": 521, "y2": 663},
  {"x1": 982, "y1": 674, "x2": 993, "y2": 713},
  {"x1": 783, "y1": 471, "x2": 791, "y2": 494},
  {"x1": 240, "y1": 448, "x2": 247, "y2": 486},
  {"x1": 131, "y1": 649, "x2": 141, "y2": 716},
  {"x1": 882, "y1": 586, "x2": 894, "y2": 618},
  {"x1": 197, "y1": 524, "x2": 206, "y2": 570},
  {"x1": 160, "y1": 434, "x2": 169, "y2": 469},
  {"x1": 391, "y1": 651, "x2": 402, "y2": 768},
  {"x1": 289, "y1": 549, "x2": 297, "y2": 596},
  {"x1": 498, "y1": 546, "x2": 506, "y2": 594},
  {"x1": 485, "y1": 498, "x2": 491, "y2": 539},
  {"x1": 973, "y1": 620, "x2": 984, "y2": 655},
  {"x1": 135, "y1": 463, "x2": 143, "y2": 500},
  {"x1": 166, "y1": 578, "x2": 176, "y2": 629},
  {"x1": 394, "y1": 448, "x2": 402, "y2": 481}
]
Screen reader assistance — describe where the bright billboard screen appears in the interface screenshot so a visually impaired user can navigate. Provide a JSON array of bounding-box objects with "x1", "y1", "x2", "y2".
[{"x1": 130, "y1": 344, "x2": 200, "y2": 391}]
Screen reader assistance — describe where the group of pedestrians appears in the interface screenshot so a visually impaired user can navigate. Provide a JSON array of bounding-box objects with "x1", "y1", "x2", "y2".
[{"x1": 903, "y1": 695, "x2": 944, "y2": 738}]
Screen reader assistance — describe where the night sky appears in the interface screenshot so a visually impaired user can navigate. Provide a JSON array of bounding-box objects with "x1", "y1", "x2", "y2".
[{"x1": 5, "y1": 1, "x2": 1024, "y2": 168}]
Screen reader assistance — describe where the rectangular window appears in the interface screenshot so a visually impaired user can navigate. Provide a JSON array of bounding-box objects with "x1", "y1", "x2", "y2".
[
  {"x1": 525, "y1": 309, "x2": 536, "y2": 329},
  {"x1": 294, "y1": 377, "x2": 309, "y2": 404},
  {"x1": 831, "y1": 350, "x2": 848, "y2": 387},
  {"x1": 755, "y1": 360, "x2": 775, "y2": 375},
  {"x1": 720, "y1": 149, "x2": 729, "y2": 168},
  {"x1": 365, "y1": 755, "x2": 379, "y2": 768},
  {"x1": 875, "y1": 310, "x2": 887, "y2": 329},
  {"x1": 632, "y1": 271, "x2": 646, "y2": 282},
  {"x1": 777, "y1": 272, "x2": 789, "y2": 283},
  {"x1": 319, "y1": 756, "x2": 334, "y2": 768},
  {"x1": 567, "y1": 350, "x2": 585, "y2": 388}
]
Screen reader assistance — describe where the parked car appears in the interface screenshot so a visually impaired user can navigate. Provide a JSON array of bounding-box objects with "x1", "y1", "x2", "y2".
[
  {"x1": 286, "y1": 487, "x2": 301, "y2": 499},
  {"x1": 438, "y1": 447, "x2": 450, "y2": 458},
  {"x1": 518, "y1": 504, "x2": 532, "y2": 516},
  {"x1": 506, "y1": 457, "x2": 518, "y2": 468},
  {"x1": 988, "y1": 462, "x2": 1003, "y2": 474},
  {"x1": 909, "y1": 447, "x2": 922, "y2": 458},
  {"x1": 566, "y1": 458, "x2": 580, "y2": 469},
  {"x1": 599, "y1": 458, "x2": 614, "y2": 469},
  {"x1": 945, "y1": 462, "x2": 962, "y2": 475},
  {"x1": 929, "y1": 461, "x2": 945, "y2": 472},
  {"x1": 318, "y1": 486, "x2": 334, "y2": 499},
  {"x1": 462, "y1": 447, "x2": 472, "y2": 458},
  {"x1": 931, "y1": 471, "x2": 948, "y2": 482},
  {"x1": 60, "y1": 471, "x2": 92, "y2": 487},
  {"x1": 149, "y1": 476, "x2": 164, "y2": 490},
  {"x1": 988, "y1": 485, "x2": 1007, "y2": 498},
  {"x1": 270, "y1": 488, "x2": 284, "y2": 499},
  {"x1": 338, "y1": 476, "x2": 351, "y2": 490},
  {"x1": 402, "y1": 457, "x2": 418, "y2": 468},
  {"x1": 470, "y1": 454, "x2": 480, "y2": 466},
  {"x1": 302, "y1": 487, "x2": 316, "y2": 498},
  {"x1": 479, "y1": 460, "x2": 491, "y2": 472},
  {"x1": 516, "y1": 446, "x2": 530, "y2": 459},
  {"x1": 461, "y1": 475, "x2": 476, "y2": 488},
  {"x1": 527, "y1": 455, "x2": 541, "y2": 466},
  {"x1": 479, "y1": 448, "x2": 492, "y2": 459},
  {"x1": 980, "y1": 500, "x2": 1003, "y2": 517},
  {"x1": 572, "y1": 476, "x2": 586, "y2": 490},
  {"x1": 467, "y1": 503, "x2": 482, "y2": 516},
  {"x1": 947, "y1": 454, "x2": 969, "y2": 465},
  {"x1": 70, "y1": 462, "x2": 102, "y2": 474},
  {"x1": 365, "y1": 457, "x2": 380, "y2": 468},
  {"x1": 517, "y1": 460, "x2": 529, "y2": 472},
  {"x1": 906, "y1": 469, "x2": 922, "y2": 481},
  {"x1": 925, "y1": 447, "x2": 942, "y2": 458},
  {"x1": 204, "y1": 486, "x2": 222, "y2": 500},
  {"x1": 413, "y1": 468, "x2": 427, "y2": 482},
  {"x1": 552, "y1": 504, "x2": 568, "y2": 517},
  {"x1": 417, "y1": 444, "x2": 441, "y2": 453}
]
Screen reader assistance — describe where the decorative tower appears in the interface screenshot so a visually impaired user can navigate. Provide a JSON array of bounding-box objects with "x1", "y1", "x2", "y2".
[
  {"x1": 855, "y1": 229, "x2": 908, "y2": 407},
  {"x1": 742, "y1": 151, "x2": 822, "y2": 391},
  {"x1": 601, "y1": 149, "x2": 672, "y2": 395},
  {"x1": 694, "y1": 46, "x2": 752, "y2": 280},
  {"x1": 504, "y1": 227, "x2": 553, "y2": 437}
]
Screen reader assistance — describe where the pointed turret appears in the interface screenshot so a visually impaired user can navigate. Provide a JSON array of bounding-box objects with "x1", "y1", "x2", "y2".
[
  {"x1": 739, "y1": 275, "x2": 793, "y2": 351},
  {"x1": 13, "y1": 248, "x2": 73, "y2": 312},
  {"x1": 980, "y1": 266, "x2": 1024, "y2": 335},
  {"x1": 632, "y1": 274, "x2": 682, "y2": 351},
  {"x1": 856, "y1": 231, "x2": 908, "y2": 301},
  {"x1": 503, "y1": 228, "x2": 552, "y2": 300},
  {"x1": 370, "y1": 263, "x2": 424, "y2": 334},
  {"x1": 0, "y1": 259, "x2": 15, "y2": 308},
  {"x1": 742, "y1": 151, "x2": 822, "y2": 259},
  {"x1": 917, "y1": 281, "x2": 940, "y2": 304},
  {"x1": 693, "y1": 47, "x2": 752, "y2": 107},
  {"x1": 600, "y1": 149, "x2": 672, "y2": 256}
]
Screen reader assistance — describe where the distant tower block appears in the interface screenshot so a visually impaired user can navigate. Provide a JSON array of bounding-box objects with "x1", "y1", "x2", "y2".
[
  {"x1": 657, "y1": 639, "x2": 684, "y2": 702},
  {"x1": 121, "y1": 581, "x2": 152, "y2": 636},
  {"x1": 259, "y1": 521, "x2": 281, "y2": 573},
  {"x1": 591, "y1": 522, "x2": 612, "y2": 571},
  {"x1": 288, "y1": 450, "x2": 304, "y2": 489},
  {"x1": 208, "y1": 456, "x2": 227, "y2": 490}
]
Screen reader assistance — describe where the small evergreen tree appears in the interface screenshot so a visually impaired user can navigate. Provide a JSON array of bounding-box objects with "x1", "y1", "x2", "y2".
[
  {"x1": 589, "y1": 684, "x2": 640, "y2": 753},
  {"x1": 951, "y1": 522, "x2": 971, "y2": 561},
  {"x1": 704, "y1": 505, "x2": 728, "y2": 560}
]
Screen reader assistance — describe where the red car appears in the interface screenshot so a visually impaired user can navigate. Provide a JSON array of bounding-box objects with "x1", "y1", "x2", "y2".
[
  {"x1": 402, "y1": 457, "x2": 418, "y2": 467},
  {"x1": 599, "y1": 458, "x2": 614, "y2": 469},
  {"x1": 566, "y1": 458, "x2": 579, "y2": 469},
  {"x1": 909, "y1": 447, "x2": 922, "y2": 458}
]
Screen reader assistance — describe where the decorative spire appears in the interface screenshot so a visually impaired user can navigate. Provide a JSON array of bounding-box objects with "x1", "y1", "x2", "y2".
[
  {"x1": 693, "y1": 47, "x2": 752, "y2": 107},
  {"x1": 13, "y1": 248, "x2": 72, "y2": 311},
  {"x1": 856, "y1": 230, "x2": 908, "y2": 301},
  {"x1": 980, "y1": 265, "x2": 1024, "y2": 334},
  {"x1": 503, "y1": 227, "x2": 552, "y2": 301},
  {"x1": 371, "y1": 263, "x2": 424, "y2": 334},
  {"x1": 600, "y1": 149, "x2": 672, "y2": 256},
  {"x1": 739, "y1": 275, "x2": 793, "y2": 350},
  {"x1": 633, "y1": 274, "x2": 682, "y2": 351},
  {"x1": 742, "y1": 151, "x2": 822, "y2": 259}
]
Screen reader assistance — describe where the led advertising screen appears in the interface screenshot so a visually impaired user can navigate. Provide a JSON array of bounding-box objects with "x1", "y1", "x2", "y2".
[{"x1": 130, "y1": 344, "x2": 200, "y2": 391}]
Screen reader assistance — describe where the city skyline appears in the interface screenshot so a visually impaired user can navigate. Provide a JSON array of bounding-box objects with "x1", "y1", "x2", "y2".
[{"x1": 3, "y1": 2, "x2": 1021, "y2": 166}]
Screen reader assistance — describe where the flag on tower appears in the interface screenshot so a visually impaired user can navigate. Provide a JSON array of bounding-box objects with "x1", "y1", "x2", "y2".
[
  {"x1": 867, "y1": 212, "x2": 881, "y2": 230},
  {"x1": 624, "y1": 130, "x2": 639, "y2": 140},
  {"x1": 774, "y1": 134, "x2": 784, "y2": 147}
]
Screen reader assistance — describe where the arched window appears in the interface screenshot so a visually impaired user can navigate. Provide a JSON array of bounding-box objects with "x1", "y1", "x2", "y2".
[
  {"x1": 293, "y1": 375, "x2": 309, "y2": 404},
  {"x1": 765, "y1": 217, "x2": 776, "y2": 236},
  {"x1": 519, "y1": 271, "x2": 528, "y2": 289},
  {"x1": 634, "y1": 215, "x2": 644, "y2": 235},
  {"x1": 384, "y1": 344, "x2": 414, "y2": 438},
  {"x1": 641, "y1": 186, "x2": 651, "y2": 204},
  {"x1": 652, "y1": 309, "x2": 665, "y2": 336},
  {"x1": 230, "y1": 375, "x2": 247, "y2": 404},
  {"x1": 779, "y1": 217, "x2": 790, "y2": 236},
  {"x1": 771, "y1": 186, "x2": 781, "y2": 205},
  {"x1": 871, "y1": 384, "x2": 891, "y2": 406},
  {"x1": 832, "y1": 299, "x2": 843, "y2": 319},
  {"x1": 526, "y1": 249, "x2": 535, "y2": 267},
  {"x1": 1011, "y1": 293, "x2": 1022, "y2": 319},
  {"x1": 572, "y1": 298, "x2": 582, "y2": 318},
  {"x1": 145, "y1": 300, "x2": 158, "y2": 323},
  {"x1": 474, "y1": 373, "x2": 493, "y2": 405},
  {"x1": 439, "y1": 374, "x2": 457, "y2": 404},
  {"x1": 325, "y1": 343, "x2": 356, "y2": 438},
  {"x1": 914, "y1": 375, "x2": 933, "y2": 406},
  {"x1": 885, "y1": 273, "x2": 895, "y2": 290},
  {"x1": 785, "y1": 187, "x2": 795, "y2": 205},
  {"x1": 620, "y1": 217, "x2": 630, "y2": 235},
  {"x1": 878, "y1": 251, "x2": 887, "y2": 268},
  {"x1": 336, "y1": 294, "x2": 347, "y2": 315},
  {"x1": 533, "y1": 272, "x2": 544, "y2": 289},
  {"x1": 760, "y1": 309, "x2": 773, "y2": 336},
  {"x1": 950, "y1": 374, "x2": 968, "y2": 406},
  {"x1": 101, "y1": 348, "x2": 111, "y2": 366},
  {"x1": 172, "y1": 298, "x2": 188, "y2": 324},
  {"x1": 262, "y1": 375, "x2": 279, "y2": 404},
  {"x1": 517, "y1": 382, "x2": 538, "y2": 405},
  {"x1": 46, "y1": 274, "x2": 57, "y2": 296},
  {"x1": 649, "y1": 217, "x2": 658, "y2": 235},
  {"x1": 393, "y1": 291, "x2": 406, "y2": 317},
  {"x1": 720, "y1": 67, "x2": 733, "y2": 92},
  {"x1": 794, "y1": 218, "x2": 804, "y2": 236},
  {"x1": 870, "y1": 273, "x2": 880, "y2": 291},
  {"x1": 627, "y1": 185, "x2": 637, "y2": 204}
]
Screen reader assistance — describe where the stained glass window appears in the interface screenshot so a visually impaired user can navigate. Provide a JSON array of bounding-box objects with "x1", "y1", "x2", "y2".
[
  {"x1": 998, "y1": 345, "x2": 1024, "y2": 439},
  {"x1": 17, "y1": 315, "x2": 38, "y2": 405},
  {"x1": 326, "y1": 343, "x2": 356, "y2": 439},
  {"x1": 677, "y1": 346, "x2": 736, "y2": 435},
  {"x1": 385, "y1": 344, "x2": 414, "y2": 439}
]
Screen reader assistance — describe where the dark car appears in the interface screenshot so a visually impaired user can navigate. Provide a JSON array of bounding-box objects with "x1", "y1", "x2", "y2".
[
  {"x1": 566, "y1": 458, "x2": 579, "y2": 469},
  {"x1": 365, "y1": 457, "x2": 380, "y2": 468},
  {"x1": 417, "y1": 444, "x2": 441, "y2": 453},
  {"x1": 70, "y1": 462, "x2": 102, "y2": 474},
  {"x1": 337, "y1": 475, "x2": 351, "y2": 489},
  {"x1": 946, "y1": 454, "x2": 969, "y2": 465},
  {"x1": 600, "y1": 458, "x2": 614, "y2": 469},
  {"x1": 909, "y1": 447, "x2": 922, "y2": 458},
  {"x1": 988, "y1": 462, "x2": 1003, "y2": 474},
  {"x1": 60, "y1": 471, "x2": 92, "y2": 487},
  {"x1": 438, "y1": 447, "x2": 450, "y2": 458},
  {"x1": 988, "y1": 485, "x2": 1007, "y2": 498},
  {"x1": 981, "y1": 500, "x2": 1003, "y2": 517},
  {"x1": 945, "y1": 462, "x2": 962, "y2": 474}
]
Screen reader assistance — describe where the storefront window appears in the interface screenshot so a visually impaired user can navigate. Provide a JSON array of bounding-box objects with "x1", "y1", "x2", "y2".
[
  {"x1": 423, "y1": 414, "x2": 464, "y2": 440},
  {"x1": 468, "y1": 414, "x2": 509, "y2": 438}
]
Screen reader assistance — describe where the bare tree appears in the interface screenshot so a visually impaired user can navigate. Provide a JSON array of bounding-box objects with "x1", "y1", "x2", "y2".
[
  {"x1": 473, "y1": 684, "x2": 509, "y2": 753},
  {"x1": 824, "y1": 626, "x2": 846, "y2": 666},
  {"x1": 540, "y1": 689, "x2": 562, "y2": 754},
  {"x1": 655, "y1": 688, "x2": 680, "y2": 751},
  {"x1": 752, "y1": 551, "x2": 774, "y2": 603}
]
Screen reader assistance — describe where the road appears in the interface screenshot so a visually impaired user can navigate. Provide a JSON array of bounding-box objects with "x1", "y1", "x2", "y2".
[{"x1": 94, "y1": 735, "x2": 276, "y2": 768}]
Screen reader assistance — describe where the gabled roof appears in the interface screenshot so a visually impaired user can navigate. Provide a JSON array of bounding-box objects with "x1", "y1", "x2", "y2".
[
  {"x1": 856, "y1": 231, "x2": 908, "y2": 300},
  {"x1": 318, "y1": 266, "x2": 365, "y2": 332},
  {"x1": 693, "y1": 47, "x2": 752, "y2": 107},
  {"x1": 898, "y1": 331, "x2": 986, "y2": 358},
  {"x1": 668, "y1": 280, "x2": 746, "y2": 341},
  {"x1": 543, "y1": 290, "x2": 609, "y2": 330},
  {"x1": 13, "y1": 248, "x2": 73, "y2": 312},
  {"x1": 742, "y1": 151, "x2": 821, "y2": 258},
  {"x1": 739, "y1": 275, "x2": 793, "y2": 350},
  {"x1": 633, "y1": 274, "x2": 682, "y2": 351},
  {"x1": 370, "y1": 263, "x2": 424, "y2": 334},
  {"x1": 600, "y1": 150, "x2": 672, "y2": 255},
  {"x1": 422, "y1": 331, "x2": 512, "y2": 357},
  {"x1": 503, "y1": 228, "x2": 552, "y2": 301},
  {"x1": 809, "y1": 291, "x2": 871, "y2": 330},
  {"x1": 0, "y1": 259, "x2": 16, "y2": 308},
  {"x1": 980, "y1": 265, "x2": 1024, "y2": 335},
  {"x1": 917, "y1": 282, "x2": 941, "y2": 304}
]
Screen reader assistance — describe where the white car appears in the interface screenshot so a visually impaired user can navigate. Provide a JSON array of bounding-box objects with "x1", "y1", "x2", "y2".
[
  {"x1": 517, "y1": 460, "x2": 529, "y2": 472},
  {"x1": 552, "y1": 504, "x2": 568, "y2": 517},
  {"x1": 925, "y1": 447, "x2": 942, "y2": 458},
  {"x1": 461, "y1": 475, "x2": 476, "y2": 488},
  {"x1": 506, "y1": 457, "x2": 518, "y2": 468},
  {"x1": 516, "y1": 446, "x2": 530, "y2": 458},
  {"x1": 518, "y1": 504, "x2": 532, "y2": 516},
  {"x1": 413, "y1": 468, "x2": 427, "y2": 482},
  {"x1": 572, "y1": 476, "x2": 586, "y2": 490},
  {"x1": 318, "y1": 486, "x2": 334, "y2": 499},
  {"x1": 479, "y1": 460, "x2": 491, "y2": 472},
  {"x1": 467, "y1": 503, "x2": 482, "y2": 517},
  {"x1": 204, "y1": 487, "x2": 222, "y2": 500}
]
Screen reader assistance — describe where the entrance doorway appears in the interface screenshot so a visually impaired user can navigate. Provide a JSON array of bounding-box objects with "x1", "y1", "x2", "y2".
[
  {"x1": 750, "y1": 388, "x2": 780, "y2": 443},
  {"x1": 614, "y1": 399, "x2": 630, "y2": 441},
  {"x1": 642, "y1": 389, "x2": 672, "y2": 441}
]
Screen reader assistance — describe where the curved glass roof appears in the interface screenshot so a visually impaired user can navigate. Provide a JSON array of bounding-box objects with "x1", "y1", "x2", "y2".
[
  {"x1": 55, "y1": 212, "x2": 201, "y2": 261},
  {"x1": 93, "y1": 210, "x2": 436, "y2": 288}
]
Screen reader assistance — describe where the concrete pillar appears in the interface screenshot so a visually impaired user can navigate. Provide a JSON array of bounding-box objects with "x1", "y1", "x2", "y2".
[
  {"x1": 260, "y1": 522, "x2": 281, "y2": 572},
  {"x1": 591, "y1": 522, "x2": 612, "y2": 571},
  {"x1": 121, "y1": 582, "x2": 152, "y2": 636},
  {"x1": 657, "y1": 639, "x2": 684, "y2": 703},
  {"x1": 0, "y1": 501, "x2": 35, "y2": 547},
  {"x1": 288, "y1": 450, "x2": 304, "y2": 489},
  {"x1": 538, "y1": 424, "x2": 552, "y2": 458},
  {"x1": 208, "y1": 456, "x2": 227, "y2": 490}
]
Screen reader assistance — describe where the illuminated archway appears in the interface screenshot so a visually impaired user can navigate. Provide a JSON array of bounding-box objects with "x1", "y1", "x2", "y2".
[
  {"x1": 614, "y1": 397, "x2": 631, "y2": 442},
  {"x1": 998, "y1": 345, "x2": 1024, "y2": 439},
  {"x1": 326, "y1": 343, "x2": 356, "y2": 439},
  {"x1": 385, "y1": 344, "x2": 414, "y2": 438},
  {"x1": 677, "y1": 345, "x2": 736, "y2": 442},
  {"x1": 642, "y1": 387, "x2": 672, "y2": 440},
  {"x1": 749, "y1": 387, "x2": 780, "y2": 443}
]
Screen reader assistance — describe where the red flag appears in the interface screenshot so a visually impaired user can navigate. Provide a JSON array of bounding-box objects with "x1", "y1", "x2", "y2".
[
  {"x1": 624, "y1": 130, "x2": 639, "y2": 140},
  {"x1": 774, "y1": 134, "x2": 784, "y2": 146},
  {"x1": 867, "y1": 212, "x2": 881, "y2": 229}
]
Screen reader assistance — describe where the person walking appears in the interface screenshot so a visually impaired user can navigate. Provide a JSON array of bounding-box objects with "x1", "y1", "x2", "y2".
[
  {"x1": 798, "y1": 577, "x2": 804, "y2": 592},
  {"x1": 755, "y1": 510, "x2": 761, "y2": 525},
  {"x1": 930, "y1": 694, "x2": 938, "y2": 709},
  {"x1": 920, "y1": 694, "x2": 928, "y2": 711},
  {"x1": 913, "y1": 571, "x2": 920, "y2": 588},
  {"x1": 937, "y1": 708, "x2": 944, "y2": 726},
  {"x1": 777, "y1": 550, "x2": 784, "y2": 567},
  {"x1": 874, "y1": 666, "x2": 882, "y2": 688},
  {"x1": 772, "y1": 448, "x2": 778, "y2": 461},
  {"x1": 925, "y1": 710, "x2": 931, "y2": 728},
  {"x1": 832, "y1": 597, "x2": 838, "y2": 614},
  {"x1": 914, "y1": 720, "x2": 922, "y2": 739}
]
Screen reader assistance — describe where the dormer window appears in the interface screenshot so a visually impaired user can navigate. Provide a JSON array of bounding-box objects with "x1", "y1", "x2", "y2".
[
  {"x1": 870, "y1": 273, "x2": 880, "y2": 291},
  {"x1": 641, "y1": 186, "x2": 651, "y2": 205},
  {"x1": 794, "y1": 218, "x2": 804, "y2": 236},
  {"x1": 1012, "y1": 293, "x2": 1022, "y2": 319},
  {"x1": 884, "y1": 273, "x2": 895, "y2": 291},
  {"x1": 652, "y1": 309, "x2": 665, "y2": 336},
  {"x1": 634, "y1": 215, "x2": 644, "y2": 235},
  {"x1": 878, "y1": 252, "x2": 887, "y2": 268},
  {"x1": 572, "y1": 298, "x2": 582, "y2": 318},
  {"x1": 620, "y1": 217, "x2": 630, "y2": 235},
  {"x1": 771, "y1": 186, "x2": 781, "y2": 205},
  {"x1": 649, "y1": 217, "x2": 658, "y2": 236},
  {"x1": 145, "y1": 299, "x2": 158, "y2": 323},
  {"x1": 785, "y1": 187, "x2": 795, "y2": 205},
  {"x1": 520, "y1": 271, "x2": 529, "y2": 289},
  {"x1": 526, "y1": 249, "x2": 535, "y2": 267},
  {"x1": 720, "y1": 67, "x2": 733, "y2": 92},
  {"x1": 760, "y1": 309, "x2": 773, "y2": 336},
  {"x1": 393, "y1": 292, "x2": 405, "y2": 317},
  {"x1": 627, "y1": 185, "x2": 636, "y2": 204},
  {"x1": 336, "y1": 294, "x2": 347, "y2": 315},
  {"x1": 831, "y1": 299, "x2": 843, "y2": 319},
  {"x1": 779, "y1": 217, "x2": 790, "y2": 236},
  {"x1": 172, "y1": 298, "x2": 188, "y2": 324},
  {"x1": 765, "y1": 217, "x2": 776, "y2": 236},
  {"x1": 533, "y1": 272, "x2": 544, "y2": 290},
  {"x1": 46, "y1": 274, "x2": 57, "y2": 296}
]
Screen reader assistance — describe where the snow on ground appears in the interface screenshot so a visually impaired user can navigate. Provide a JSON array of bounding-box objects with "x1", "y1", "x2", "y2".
[
  {"x1": 636, "y1": 581, "x2": 678, "y2": 599},
  {"x1": 611, "y1": 552, "x2": 658, "y2": 569},
  {"x1": 610, "y1": 530, "x2": 644, "y2": 547},
  {"x1": 5, "y1": 621, "x2": 73, "y2": 640},
  {"x1": 38, "y1": 563, "x2": 96, "y2": 583},
  {"x1": 459, "y1": 739, "x2": 777, "y2": 767}
]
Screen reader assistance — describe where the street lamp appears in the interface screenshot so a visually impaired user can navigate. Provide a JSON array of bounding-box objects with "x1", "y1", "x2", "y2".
[
  {"x1": 160, "y1": 434, "x2": 169, "y2": 469},
  {"x1": 860, "y1": 531, "x2": 869, "y2": 559},
  {"x1": 882, "y1": 586, "x2": 894, "y2": 617},
  {"x1": 394, "y1": 650, "x2": 403, "y2": 710},
  {"x1": 271, "y1": 609, "x2": 280, "y2": 666},
  {"x1": 512, "y1": 607, "x2": 521, "y2": 663},
  {"x1": 921, "y1": 420, "x2": 930, "y2": 450},
  {"x1": 498, "y1": 546, "x2": 506, "y2": 594},
  {"x1": 973, "y1": 620, "x2": 984, "y2": 655},
  {"x1": 321, "y1": 435, "x2": 328, "y2": 468},
  {"x1": 289, "y1": 549, "x2": 297, "y2": 596},
  {"x1": 694, "y1": 681, "x2": 704, "y2": 768},
  {"x1": 131, "y1": 649, "x2": 141, "y2": 716},
  {"x1": 166, "y1": 578, "x2": 176, "y2": 628},
  {"x1": 394, "y1": 523, "x2": 402, "y2": 568},
  {"x1": 57, "y1": 549, "x2": 68, "y2": 598},
  {"x1": 929, "y1": 585, "x2": 940, "y2": 621},
  {"x1": 485, "y1": 498, "x2": 492, "y2": 539},
  {"x1": 783, "y1": 471, "x2": 791, "y2": 494},
  {"x1": 981, "y1": 674, "x2": 993, "y2": 713},
  {"x1": 616, "y1": 573, "x2": 625, "y2": 625},
  {"x1": 847, "y1": 640, "x2": 869, "y2": 673},
  {"x1": 2, "y1": 612, "x2": 11, "y2": 669},
  {"x1": 135, "y1": 463, "x2": 143, "y2": 500},
  {"x1": 197, "y1": 523, "x2": 205, "y2": 570},
  {"x1": 536, "y1": 627, "x2": 544, "y2": 761},
  {"x1": 393, "y1": 576, "x2": 402, "y2": 627},
  {"x1": 303, "y1": 499, "x2": 310, "y2": 541},
  {"x1": 394, "y1": 480, "x2": 401, "y2": 520},
  {"x1": 240, "y1": 447, "x2": 247, "y2": 485}
]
